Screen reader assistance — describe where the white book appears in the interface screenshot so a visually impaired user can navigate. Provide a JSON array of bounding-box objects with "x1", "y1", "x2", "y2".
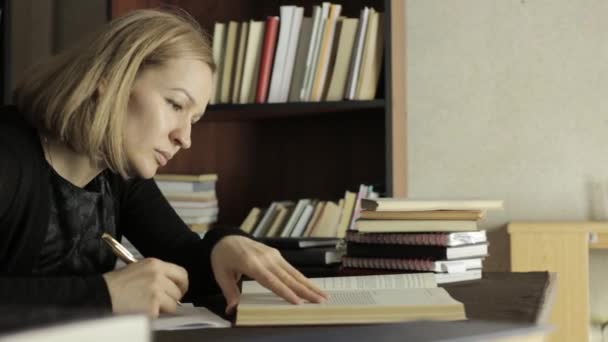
[
  {"x1": 280, "y1": 199, "x2": 311, "y2": 237},
  {"x1": 267, "y1": 6, "x2": 295, "y2": 103},
  {"x1": 290, "y1": 203, "x2": 314, "y2": 237},
  {"x1": 252, "y1": 202, "x2": 280, "y2": 238},
  {"x1": 345, "y1": 7, "x2": 370, "y2": 100},
  {"x1": 299, "y1": 4, "x2": 327, "y2": 101},
  {"x1": 277, "y1": 6, "x2": 304, "y2": 102}
]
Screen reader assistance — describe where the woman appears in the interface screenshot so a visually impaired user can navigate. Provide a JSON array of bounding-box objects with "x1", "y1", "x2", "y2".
[{"x1": 0, "y1": 9, "x2": 326, "y2": 317}]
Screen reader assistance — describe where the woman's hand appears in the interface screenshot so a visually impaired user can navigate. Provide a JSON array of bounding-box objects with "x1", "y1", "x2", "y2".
[
  {"x1": 102, "y1": 258, "x2": 189, "y2": 317},
  {"x1": 210, "y1": 235, "x2": 329, "y2": 314}
]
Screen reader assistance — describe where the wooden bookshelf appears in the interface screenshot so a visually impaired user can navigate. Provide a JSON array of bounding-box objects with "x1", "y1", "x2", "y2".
[{"x1": 111, "y1": 0, "x2": 406, "y2": 226}]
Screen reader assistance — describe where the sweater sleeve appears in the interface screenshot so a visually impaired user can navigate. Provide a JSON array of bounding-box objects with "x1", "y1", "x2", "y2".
[
  {"x1": 117, "y1": 177, "x2": 249, "y2": 300},
  {"x1": 0, "y1": 128, "x2": 113, "y2": 309}
]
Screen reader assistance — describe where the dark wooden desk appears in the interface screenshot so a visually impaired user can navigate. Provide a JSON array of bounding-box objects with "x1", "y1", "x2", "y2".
[{"x1": 156, "y1": 272, "x2": 553, "y2": 342}]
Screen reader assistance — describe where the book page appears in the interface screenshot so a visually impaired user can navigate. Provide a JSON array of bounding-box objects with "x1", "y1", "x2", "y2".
[
  {"x1": 242, "y1": 273, "x2": 436, "y2": 294},
  {"x1": 152, "y1": 304, "x2": 230, "y2": 330},
  {"x1": 239, "y1": 288, "x2": 459, "y2": 307}
]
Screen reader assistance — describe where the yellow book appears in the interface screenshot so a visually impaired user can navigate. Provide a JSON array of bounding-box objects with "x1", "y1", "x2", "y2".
[
  {"x1": 336, "y1": 191, "x2": 357, "y2": 238},
  {"x1": 237, "y1": 273, "x2": 465, "y2": 326},
  {"x1": 240, "y1": 207, "x2": 262, "y2": 234},
  {"x1": 355, "y1": 10, "x2": 383, "y2": 100}
]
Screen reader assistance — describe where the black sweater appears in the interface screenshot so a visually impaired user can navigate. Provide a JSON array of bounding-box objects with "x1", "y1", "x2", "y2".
[{"x1": 0, "y1": 106, "x2": 244, "y2": 309}]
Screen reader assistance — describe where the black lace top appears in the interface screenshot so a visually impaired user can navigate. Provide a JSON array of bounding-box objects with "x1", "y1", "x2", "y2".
[{"x1": 33, "y1": 169, "x2": 117, "y2": 275}]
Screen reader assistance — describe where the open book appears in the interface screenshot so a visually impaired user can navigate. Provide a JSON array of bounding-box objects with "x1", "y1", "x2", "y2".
[{"x1": 237, "y1": 273, "x2": 466, "y2": 326}]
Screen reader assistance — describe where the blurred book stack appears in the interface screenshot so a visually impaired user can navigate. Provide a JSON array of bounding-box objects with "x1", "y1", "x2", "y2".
[
  {"x1": 342, "y1": 199, "x2": 504, "y2": 284},
  {"x1": 154, "y1": 174, "x2": 219, "y2": 234},
  {"x1": 238, "y1": 184, "x2": 379, "y2": 276}
]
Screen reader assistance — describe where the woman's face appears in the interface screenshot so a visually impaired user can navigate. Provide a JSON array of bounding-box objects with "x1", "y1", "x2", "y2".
[{"x1": 124, "y1": 58, "x2": 212, "y2": 179}]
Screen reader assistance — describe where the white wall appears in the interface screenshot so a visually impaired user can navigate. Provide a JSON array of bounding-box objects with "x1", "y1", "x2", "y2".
[{"x1": 406, "y1": 0, "x2": 608, "y2": 269}]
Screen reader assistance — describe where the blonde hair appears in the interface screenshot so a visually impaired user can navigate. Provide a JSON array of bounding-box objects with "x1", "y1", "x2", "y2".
[{"x1": 14, "y1": 8, "x2": 215, "y2": 178}]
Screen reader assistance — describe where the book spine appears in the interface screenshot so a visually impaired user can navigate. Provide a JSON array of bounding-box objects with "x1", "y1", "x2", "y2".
[
  {"x1": 345, "y1": 231, "x2": 450, "y2": 246},
  {"x1": 342, "y1": 256, "x2": 436, "y2": 271},
  {"x1": 255, "y1": 16, "x2": 279, "y2": 103}
]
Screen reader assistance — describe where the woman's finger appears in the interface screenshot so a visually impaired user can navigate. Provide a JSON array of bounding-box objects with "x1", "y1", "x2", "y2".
[
  {"x1": 279, "y1": 260, "x2": 329, "y2": 301},
  {"x1": 248, "y1": 265, "x2": 302, "y2": 305}
]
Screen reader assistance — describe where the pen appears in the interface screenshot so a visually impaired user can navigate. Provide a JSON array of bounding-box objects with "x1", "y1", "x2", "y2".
[{"x1": 101, "y1": 232, "x2": 182, "y2": 306}]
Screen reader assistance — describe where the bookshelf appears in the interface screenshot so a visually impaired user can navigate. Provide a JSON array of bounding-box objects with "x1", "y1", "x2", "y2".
[{"x1": 111, "y1": 0, "x2": 406, "y2": 226}]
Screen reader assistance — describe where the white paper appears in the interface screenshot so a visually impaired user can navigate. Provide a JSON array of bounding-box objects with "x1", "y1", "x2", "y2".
[{"x1": 152, "y1": 304, "x2": 230, "y2": 330}]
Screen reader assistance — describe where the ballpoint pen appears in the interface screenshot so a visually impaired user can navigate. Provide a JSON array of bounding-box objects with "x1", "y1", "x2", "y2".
[{"x1": 101, "y1": 232, "x2": 182, "y2": 305}]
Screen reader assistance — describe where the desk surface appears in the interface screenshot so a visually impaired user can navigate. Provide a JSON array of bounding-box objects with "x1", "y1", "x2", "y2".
[
  {"x1": 155, "y1": 320, "x2": 549, "y2": 342},
  {"x1": 157, "y1": 272, "x2": 552, "y2": 342}
]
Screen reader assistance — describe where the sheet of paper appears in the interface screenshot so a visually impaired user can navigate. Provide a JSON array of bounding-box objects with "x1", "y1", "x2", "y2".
[
  {"x1": 152, "y1": 304, "x2": 230, "y2": 330},
  {"x1": 242, "y1": 273, "x2": 437, "y2": 294}
]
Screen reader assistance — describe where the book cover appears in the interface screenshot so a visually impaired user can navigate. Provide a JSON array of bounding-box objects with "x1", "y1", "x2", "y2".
[
  {"x1": 342, "y1": 256, "x2": 483, "y2": 273},
  {"x1": 255, "y1": 16, "x2": 279, "y2": 103}
]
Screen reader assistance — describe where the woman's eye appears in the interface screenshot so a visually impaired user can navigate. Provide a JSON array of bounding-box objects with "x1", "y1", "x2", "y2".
[{"x1": 167, "y1": 99, "x2": 183, "y2": 111}]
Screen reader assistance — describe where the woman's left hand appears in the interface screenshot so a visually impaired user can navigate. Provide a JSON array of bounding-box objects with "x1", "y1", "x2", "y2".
[{"x1": 210, "y1": 235, "x2": 329, "y2": 314}]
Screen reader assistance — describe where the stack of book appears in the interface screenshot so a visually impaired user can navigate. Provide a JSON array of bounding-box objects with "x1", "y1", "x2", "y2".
[
  {"x1": 341, "y1": 199, "x2": 504, "y2": 284},
  {"x1": 210, "y1": 3, "x2": 384, "y2": 104},
  {"x1": 154, "y1": 174, "x2": 219, "y2": 234}
]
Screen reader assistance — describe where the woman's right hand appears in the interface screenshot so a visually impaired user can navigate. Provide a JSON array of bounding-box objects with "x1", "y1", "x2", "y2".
[{"x1": 102, "y1": 258, "x2": 189, "y2": 317}]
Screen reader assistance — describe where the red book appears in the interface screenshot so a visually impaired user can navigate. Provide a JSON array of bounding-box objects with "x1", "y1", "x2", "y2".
[{"x1": 255, "y1": 16, "x2": 279, "y2": 103}]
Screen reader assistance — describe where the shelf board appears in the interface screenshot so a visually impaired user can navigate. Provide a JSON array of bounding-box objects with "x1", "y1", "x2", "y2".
[{"x1": 202, "y1": 99, "x2": 385, "y2": 121}]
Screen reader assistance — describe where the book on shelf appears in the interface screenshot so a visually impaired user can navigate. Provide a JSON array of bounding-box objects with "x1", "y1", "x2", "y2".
[
  {"x1": 240, "y1": 207, "x2": 262, "y2": 234},
  {"x1": 355, "y1": 10, "x2": 384, "y2": 100},
  {"x1": 210, "y1": 22, "x2": 226, "y2": 105},
  {"x1": 255, "y1": 16, "x2": 279, "y2": 103},
  {"x1": 265, "y1": 203, "x2": 294, "y2": 237},
  {"x1": 345, "y1": 230, "x2": 487, "y2": 247},
  {"x1": 326, "y1": 17, "x2": 359, "y2": 101},
  {"x1": 354, "y1": 219, "x2": 479, "y2": 233},
  {"x1": 238, "y1": 20, "x2": 265, "y2": 104},
  {"x1": 345, "y1": 7, "x2": 370, "y2": 99},
  {"x1": 360, "y1": 198, "x2": 504, "y2": 212},
  {"x1": 220, "y1": 21, "x2": 238, "y2": 104},
  {"x1": 346, "y1": 242, "x2": 489, "y2": 260},
  {"x1": 287, "y1": 16, "x2": 313, "y2": 101},
  {"x1": 309, "y1": 3, "x2": 341, "y2": 101},
  {"x1": 237, "y1": 273, "x2": 465, "y2": 326},
  {"x1": 231, "y1": 21, "x2": 249, "y2": 104}
]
